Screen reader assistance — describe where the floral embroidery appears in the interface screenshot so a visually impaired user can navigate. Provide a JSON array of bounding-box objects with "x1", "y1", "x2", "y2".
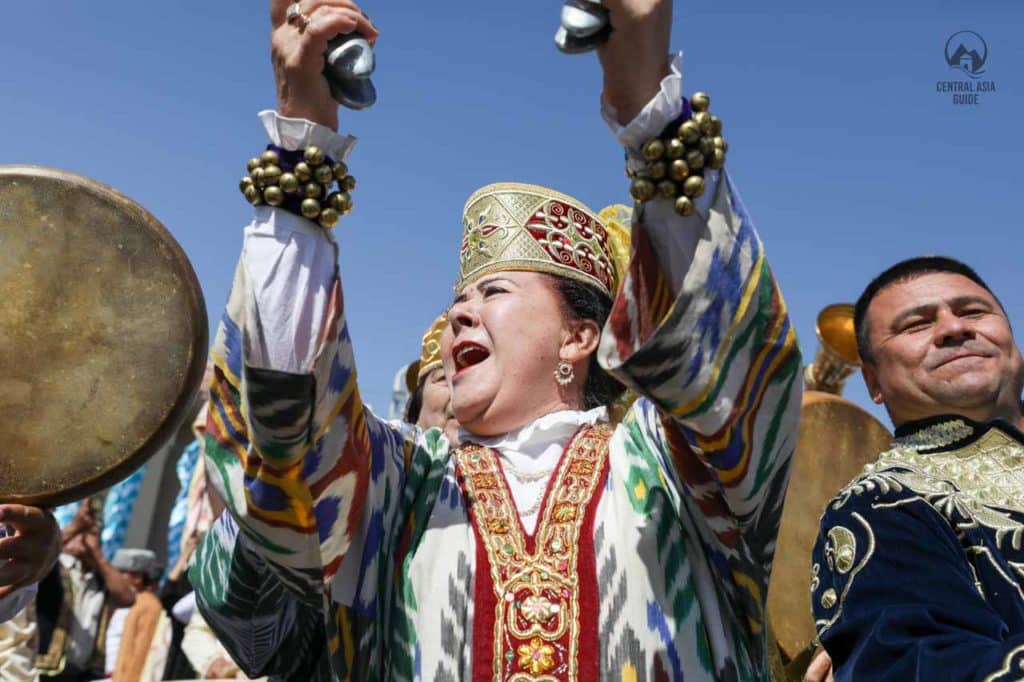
[{"x1": 518, "y1": 637, "x2": 557, "y2": 675}]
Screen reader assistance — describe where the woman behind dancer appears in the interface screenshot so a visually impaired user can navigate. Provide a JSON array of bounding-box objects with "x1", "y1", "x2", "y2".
[{"x1": 192, "y1": 0, "x2": 802, "y2": 678}]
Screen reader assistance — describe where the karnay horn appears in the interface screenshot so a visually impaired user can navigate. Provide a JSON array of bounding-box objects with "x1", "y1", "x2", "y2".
[{"x1": 803, "y1": 303, "x2": 861, "y2": 395}]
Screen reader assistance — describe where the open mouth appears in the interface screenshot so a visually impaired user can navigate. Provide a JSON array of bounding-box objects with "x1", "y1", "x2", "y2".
[{"x1": 453, "y1": 341, "x2": 490, "y2": 374}]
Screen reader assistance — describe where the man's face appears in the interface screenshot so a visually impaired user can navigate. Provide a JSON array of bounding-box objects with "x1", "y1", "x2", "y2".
[
  {"x1": 416, "y1": 367, "x2": 460, "y2": 444},
  {"x1": 862, "y1": 272, "x2": 1024, "y2": 426},
  {"x1": 442, "y1": 271, "x2": 572, "y2": 436}
]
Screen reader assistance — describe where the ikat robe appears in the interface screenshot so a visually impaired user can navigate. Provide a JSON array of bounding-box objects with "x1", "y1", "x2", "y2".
[{"x1": 191, "y1": 168, "x2": 802, "y2": 680}]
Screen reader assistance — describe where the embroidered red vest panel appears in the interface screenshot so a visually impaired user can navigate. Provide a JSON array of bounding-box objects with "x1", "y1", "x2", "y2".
[{"x1": 455, "y1": 424, "x2": 611, "y2": 681}]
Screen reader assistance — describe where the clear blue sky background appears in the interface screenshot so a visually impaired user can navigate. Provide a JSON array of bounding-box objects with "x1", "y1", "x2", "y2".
[{"x1": 3, "y1": 1, "x2": 1022, "y2": 426}]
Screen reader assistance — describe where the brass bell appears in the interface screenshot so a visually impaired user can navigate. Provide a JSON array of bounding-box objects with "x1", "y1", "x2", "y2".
[
  {"x1": 300, "y1": 198, "x2": 321, "y2": 219},
  {"x1": 262, "y1": 165, "x2": 283, "y2": 186},
  {"x1": 263, "y1": 186, "x2": 285, "y2": 206},
  {"x1": 332, "y1": 162, "x2": 349, "y2": 180},
  {"x1": 243, "y1": 185, "x2": 262, "y2": 204},
  {"x1": 251, "y1": 167, "x2": 266, "y2": 187},
  {"x1": 693, "y1": 111, "x2": 713, "y2": 135},
  {"x1": 314, "y1": 164, "x2": 335, "y2": 185},
  {"x1": 707, "y1": 115, "x2": 723, "y2": 137},
  {"x1": 319, "y1": 207, "x2": 341, "y2": 228},
  {"x1": 341, "y1": 175, "x2": 357, "y2": 192},
  {"x1": 247, "y1": 157, "x2": 262, "y2": 173},
  {"x1": 239, "y1": 177, "x2": 254, "y2": 193},
  {"x1": 690, "y1": 92, "x2": 711, "y2": 113},
  {"x1": 669, "y1": 159, "x2": 690, "y2": 181},
  {"x1": 643, "y1": 139, "x2": 666, "y2": 162},
  {"x1": 683, "y1": 175, "x2": 706, "y2": 198},
  {"x1": 665, "y1": 138, "x2": 685, "y2": 160},
  {"x1": 629, "y1": 178, "x2": 656, "y2": 202},
  {"x1": 684, "y1": 149, "x2": 705, "y2": 170},
  {"x1": 712, "y1": 136, "x2": 727, "y2": 151},
  {"x1": 260, "y1": 150, "x2": 280, "y2": 166},
  {"x1": 294, "y1": 162, "x2": 313, "y2": 182},
  {"x1": 303, "y1": 182, "x2": 323, "y2": 199},
  {"x1": 657, "y1": 180, "x2": 677, "y2": 199},
  {"x1": 707, "y1": 148, "x2": 726, "y2": 170},
  {"x1": 699, "y1": 137, "x2": 716, "y2": 156},
  {"x1": 674, "y1": 196, "x2": 695, "y2": 216},
  {"x1": 304, "y1": 146, "x2": 326, "y2": 166},
  {"x1": 649, "y1": 161, "x2": 667, "y2": 180},
  {"x1": 677, "y1": 120, "x2": 701, "y2": 145},
  {"x1": 327, "y1": 191, "x2": 352, "y2": 212},
  {"x1": 279, "y1": 173, "x2": 300, "y2": 194}
]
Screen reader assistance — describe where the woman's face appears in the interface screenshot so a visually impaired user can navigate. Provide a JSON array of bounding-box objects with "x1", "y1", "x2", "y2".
[
  {"x1": 416, "y1": 367, "x2": 460, "y2": 444},
  {"x1": 442, "y1": 271, "x2": 596, "y2": 436}
]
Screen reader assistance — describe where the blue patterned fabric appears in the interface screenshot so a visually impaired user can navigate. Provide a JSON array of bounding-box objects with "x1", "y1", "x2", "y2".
[
  {"x1": 52, "y1": 502, "x2": 81, "y2": 529},
  {"x1": 100, "y1": 465, "x2": 147, "y2": 559},
  {"x1": 165, "y1": 439, "x2": 202, "y2": 577}
]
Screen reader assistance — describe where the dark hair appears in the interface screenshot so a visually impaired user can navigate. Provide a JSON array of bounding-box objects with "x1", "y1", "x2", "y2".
[
  {"x1": 548, "y1": 275, "x2": 626, "y2": 410},
  {"x1": 854, "y1": 256, "x2": 1002, "y2": 363},
  {"x1": 404, "y1": 380, "x2": 425, "y2": 424}
]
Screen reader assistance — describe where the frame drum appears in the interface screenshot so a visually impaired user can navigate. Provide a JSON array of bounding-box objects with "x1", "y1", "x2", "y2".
[
  {"x1": 767, "y1": 390, "x2": 892, "y2": 662},
  {"x1": 0, "y1": 166, "x2": 207, "y2": 507}
]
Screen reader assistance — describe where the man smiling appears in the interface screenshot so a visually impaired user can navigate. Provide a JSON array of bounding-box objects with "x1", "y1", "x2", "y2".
[{"x1": 810, "y1": 256, "x2": 1024, "y2": 681}]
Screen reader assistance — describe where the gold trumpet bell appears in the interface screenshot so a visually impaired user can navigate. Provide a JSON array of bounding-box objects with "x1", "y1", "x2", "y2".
[{"x1": 803, "y1": 303, "x2": 861, "y2": 395}]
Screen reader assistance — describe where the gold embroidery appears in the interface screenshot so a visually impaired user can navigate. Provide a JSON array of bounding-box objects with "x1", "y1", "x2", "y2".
[
  {"x1": 820, "y1": 589, "x2": 837, "y2": 609},
  {"x1": 457, "y1": 425, "x2": 611, "y2": 681},
  {"x1": 893, "y1": 418, "x2": 974, "y2": 450},
  {"x1": 983, "y1": 642, "x2": 1024, "y2": 682},
  {"x1": 518, "y1": 637, "x2": 557, "y2": 675},
  {"x1": 825, "y1": 526, "x2": 857, "y2": 575},
  {"x1": 869, "y1": 427, "x2": 1024, "y2": 516},
  {"x1": 815, "y1": 512, "x2": 876, "y2": 637}
]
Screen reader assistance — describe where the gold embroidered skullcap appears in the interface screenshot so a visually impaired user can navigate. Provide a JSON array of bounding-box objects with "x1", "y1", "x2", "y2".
[
  {"x1": 416, "y1": 313, "x2": 447, "y2": 384},
  {"x1": 458, "y1": 183, "x2": 631, "y2": 299}
]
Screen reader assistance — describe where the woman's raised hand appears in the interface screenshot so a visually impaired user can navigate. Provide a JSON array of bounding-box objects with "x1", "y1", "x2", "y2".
[
  {"x1": 269, "y1": 0, "x2": 378, "y2": 131},
  {"x1": 596, "y1": 0, "x2": 673, "y2": 125}
]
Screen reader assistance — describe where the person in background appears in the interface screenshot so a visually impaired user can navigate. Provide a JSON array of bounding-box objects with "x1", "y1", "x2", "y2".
[
  {"x1": 159, "y1": 534, "x2": 200, "y2": 680},
  {"x1": 404, "y1": 313, "x2": 461, "y2": 445},
  {"x1": 109, "y1": 549, "x2": 168, "y2": 682},
  {"x1": 37, "y1": 504, "x2": 134, "y2": 681}
]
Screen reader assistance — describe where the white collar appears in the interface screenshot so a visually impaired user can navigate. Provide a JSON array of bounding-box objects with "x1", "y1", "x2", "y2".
[{"x1": 461, "y1": 407, "x2": 608, "y2": 459}]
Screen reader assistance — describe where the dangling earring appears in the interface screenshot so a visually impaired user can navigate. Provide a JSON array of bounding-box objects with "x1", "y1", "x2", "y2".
[{"x1": 554, "y1": 359, "x2": 575, "y2": 386}]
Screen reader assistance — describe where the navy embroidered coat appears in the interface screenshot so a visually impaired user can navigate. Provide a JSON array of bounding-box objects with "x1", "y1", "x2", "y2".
[{"x1": 812, "y1": 417, "x2": 1024, "y2": 681}]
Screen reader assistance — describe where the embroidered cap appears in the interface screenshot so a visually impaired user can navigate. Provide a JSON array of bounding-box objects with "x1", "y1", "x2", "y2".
[
  {"x1": 417, "y1": 313, "x2": 447, "y2": 381},
  {"x1": 458, "y1": 183, "x2": 631, "y2": 299}
]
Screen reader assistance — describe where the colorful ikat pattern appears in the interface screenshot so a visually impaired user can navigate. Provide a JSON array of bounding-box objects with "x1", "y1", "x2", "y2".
[{"x1": 191, "y1": 169, "x2": 801, "y2": 681}]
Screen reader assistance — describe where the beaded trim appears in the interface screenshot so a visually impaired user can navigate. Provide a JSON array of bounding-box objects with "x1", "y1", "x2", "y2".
[{"x1": 893, "y1": 418, "x2": 975, "y2": 451}]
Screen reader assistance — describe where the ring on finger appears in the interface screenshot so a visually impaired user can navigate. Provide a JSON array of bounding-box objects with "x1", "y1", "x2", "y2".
[{"x1": 285, "y1": 2, "x2": 311, "y2": 31}]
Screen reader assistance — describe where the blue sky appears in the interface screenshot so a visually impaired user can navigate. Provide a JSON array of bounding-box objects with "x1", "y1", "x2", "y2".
[{"x1": 3, "y1": 1, "x2": 1022, "y2": 425}]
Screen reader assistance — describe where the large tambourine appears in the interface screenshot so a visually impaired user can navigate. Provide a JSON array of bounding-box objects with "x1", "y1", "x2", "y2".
[{"x1": 0, "y1": 166, "x2": 208, "y2": 507}]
